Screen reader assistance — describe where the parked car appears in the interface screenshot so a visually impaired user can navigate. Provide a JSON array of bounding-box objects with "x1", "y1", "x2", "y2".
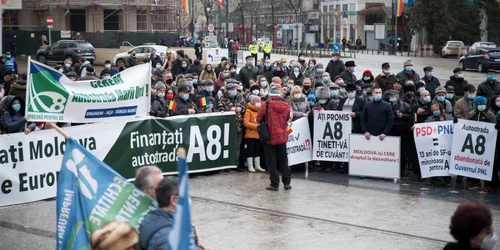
[
  {"x1": 36, "y1": 40, "x2": 95, "y2": 65},
  {"x1": 113, "y1": 45, "x2": 169, "y2": 68},
  {"x1": 470, "y1": 42, "x2": 497, "y2": 50},
  {"x1": 459, "y1": 48, "x2": 500, "y2": 72},
  {"x1": 441, "y1": 40, "x2": 465, "y2": 58}
]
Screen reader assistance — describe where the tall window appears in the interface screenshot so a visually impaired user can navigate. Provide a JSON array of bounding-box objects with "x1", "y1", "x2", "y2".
[
  {"x1": 137, "y1": 10, "x2": 147, "y2": 31},
  {"x1": 103, "y1": 9, "x2": 121, "y2": 30}
]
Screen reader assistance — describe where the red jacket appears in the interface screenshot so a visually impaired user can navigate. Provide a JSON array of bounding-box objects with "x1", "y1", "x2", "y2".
[{"x1": 256, "y1": 97, "x2": 291, "y2": 145}]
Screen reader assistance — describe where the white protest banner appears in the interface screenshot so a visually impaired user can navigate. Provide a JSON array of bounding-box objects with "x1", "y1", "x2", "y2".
[
  {"x1": 313, "y1": 110, "x2": 351, "y2": 162},
  {"x1": 286, "y1": 117, "x2": 313, "y2": 165},
  {"x1": 349, "y1": 134, "x2": 400, "y2": 179},
  {"x1": 449, "y1": 119, "x2": 497, "y2": 181},
  {"x1": 26, "y1": 59, "x2": 151, "y2": 123},
  {"x1": 413, "y1": 121, "x2": 454, "y2": 178},
  {"x1": 0, "y1": 113, "x2": 237, "y2": 207}
]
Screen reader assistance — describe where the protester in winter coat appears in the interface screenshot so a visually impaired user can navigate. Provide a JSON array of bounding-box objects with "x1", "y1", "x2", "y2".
[
  {"x1": 468, "y1": 96, "x2": 496, "y2": 123},
  {"x1": 288, "y1": 86, "x2": 310, "y2": 121},
  {"x1": 373, "y1": 62, "x2": 396, "y2": 92},
  {"x1": 387, "y1": 89, "x2": 413, "y2": 177},
  {"x1": 8, "y1": 74, "x2": 26, "y2": 101},
  {"x1": 128, "y1": 51, "x2": 138, "y2": 67},
  {"x1": 304, "y1": 59, "x2": 316, "y2": 78},
  {"x1": 454, "y1": 84, "x2": 477, "y2": 119},
  {"x1": 338, "y1": 61, "x2": 357, "y2": 84},
  {"x1": 239, "y1": 56, "x2": 259, "y2": 89},
  {"x1": 258, "y1": 58, "x2": 274, "y2": 83},
  {"x1": 432, "y1": 86, "x2": 453, "y2": 115},
  {"x1": 477, "y1": 69, "x2": 500, "y2": 99},
  {"x1": 445, "y1": 68, "x2": 467, "y2": 98},
  {"x1": 243, "y1": 95, "x2": 266, "y2": 173},
  {"x1": 150, "y1": 82, "x2": 169, "y2": 118},
  {"x1": 1, "y1": 95, "x2": 36, "y2": 134},
  {"x1": 214, "y1": 57, "x2": 228, "y2": 78},
  {"x1": 445, "y1": 86, "x2": 457, "y2": 109},
  {"x1": 339, "y1": 83, "x2": 366, "y2": 134},
  {"x1": 361, "y1": 87, "x2": 395, "y2": 139},
  {"x1": 256, "y1": 87, "x2": 292, "y2": 191},
  {"x1": 413, "y1": 90, "x2": 432, "y2": 124},
  {"x1": 395, "y1": 58, "x2": 420, "y2": 85},
  {"x1": 289, "y1": 62, "x2": 305, "y2": 83},
  {"x1": 200, "y1": 64, "x2": 217, "y2": 81},
  {"x1": 425, "y1": 102, "x2": 453, "y2": 122},
  {"x1": 382, "y1": 78, "x2": 404, "y2": 102},
  {"x1": 169, "y1": 86, "x2": 201, "y2": 116},
  {"x1": 325, "y1": 52, "x2": 345, "y2": 81},
  {"x1": 422, "y1": 66, "x2": 441, "y2": 99},
  {"x1": 489, "y1": 95, "x2": 500, "y2": 190},
  {"x1": 310, "y1": 63, "x2": 324, "y2": 86},
  {"x1": 186, "y1": 59, "x2": 203, "y2": 76}
]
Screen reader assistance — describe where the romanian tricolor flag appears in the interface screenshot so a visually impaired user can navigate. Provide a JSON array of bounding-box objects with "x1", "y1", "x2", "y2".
[
  {"x1": 199, "y1": 96, "x2": 209, "y2": 107},
  {"x1": 216, "y1": 0, "x2": 224, "y2": 9},
  {"x1": 287, "y1": 124, "x2": 293, "y2": 136},
  {"x1": 183, "y1": 0, "x2": 192, "y2": 16},
  {"x1": 168, "y1": 101, "x2": 177, "y2": 111},
  {"x1": 394, "y1": 0, "x2": 403, "y2": 17}
]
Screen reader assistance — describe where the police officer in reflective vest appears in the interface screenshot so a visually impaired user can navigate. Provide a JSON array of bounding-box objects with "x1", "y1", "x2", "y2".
[
  {"x1": 248, "y1": 42, "x2": 259, "y2": 66},
  {"x1": 262, "y1": 42, "x2": 272, "y2": 60},
  {"x1": 4, "y1": 52, "x2": 18, "y2": 74}
]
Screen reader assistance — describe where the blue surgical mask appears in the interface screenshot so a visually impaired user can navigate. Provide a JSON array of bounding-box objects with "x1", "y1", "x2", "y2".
[
  {"x1": 229, "y1": 90, "x2": 237, "y2": 97},
  {"x1": 426, "y1": 72, "x2": 433, "y2": 77},
  {"x1": 12, "y1": 104, "x2": 21, "y2": 112},
  {"x1": 362, "y1": 91, "x2": 367, "y2": 96},
  {"x1": 488, "y1": 74, "x2": 496, "y2": 81},
  {"x1": 457, "y1": 74, "x2": 464, "y2": 79},
  {"x1": 318, "y1": 99, "x2": 327, "y2": 104},
  {"x1": 405, "y1": 66, "x2": 412, "y2": 71},
  {"x1": 294, "y1": 67, "x2": 299, "y2": 73},
  {"x1": 247, "y1": 60, "x2": 254, "y2": 65},
  {"x1": 260, "y1": 81, "x2": 267, "y2": 87},
  {"x1": 206, "y1": 86, "x2": 214, "y2": 92},
  {"x1": 287, "y1": 85, "x2": 292, "y2": 90},
  {"x1": 309, "y1": 63, "x2": 314, "y2": 69},
  {"x1": 255, "y1": 102, "x2": 261, "y2": 108},
  {"x1": 187, "y1": 81, "x2": 193, "y2": 87},
  {"x1": 331, "y1": 57, "x2": 336, "y2": 61},
  {"x1": 252, "y1": 90, "x2": 260, "y2": 95},
  {"x1": 231, "y1": 69, "x2": 236, "y2": 73},
  {"x1": 369, "y1": 96, "x2": 374, "y2": 101},
  {"x1": 340, "y1": 89, "x2": 346, "y2": 94},
  {"x1": 446, "y1": 93, "x2": 454, "y2": 99},
  {"x1": 284, "y1": 77, "x2": 289, "y2": 82},
  {"x1": 157, "y1": 92, "x2": 165, "y2": 98},
  {"x1": 389, "y1": 97, "x2": 397, "y2": 103},
  {"x1": 478, "y1": 105, "x2": 486, "y2": 111},
  {"x1": 299, "y1": 57, "x2": 305, "y2": 61},
  {"x1": 265, "y1": 63, "x2": 271, "y2": 68},
  {"x1": 182, "y1": 94, "x2": 189, "y2": 101},
  {"x1": 316, "y1": 69, "x2": 324, "y2": 73},
  {"x1": 467, "y1": 94, "x2": 476, "y2": 100},
  {"x1": 193, "y1": 79, "x2": 198, "y2": 84},
  {"x1": 433, "y1": 110, "x2": 441, "y2": 116},
  {"x1": 347, "y1": 93, "x2": 356, "y2": 99},
  {"x1": 283, "y1": 63, "x2": 288, "y2": 68},
  {"x1": 496, "y1": 101, "x2": 500, "y2": 108},
  {"x1": 0, "y1": 93, "x2": 3, "y2": 99},
  {"x1": 322, "y1": 77, "x2": 329, "y2": 82},
  {"x1": 424, "y1": 96, "x2": 431, "y2": 103},
  {"x1": 272, "y1": 65, "x2": 278, "y2": 69},
  {"x1": 206, "y1": 103, "x2": 213, "y2": 109},
  {"x1": 331, "y1": 90, "x2": 339, "y2": 97},
  {"x1": 437, "y1": 96, "x2": 445, "y2": 102},
  {"x1": 374, "y1": 94, "x2": 382, "y2": 101},
  {"x1": 223, "y1": 73, "x2": 229, "y2": 78},
  {"x1": 363, "y1": 76, "x2": 370, "y2": 81},
  {"x1": 418, "y1": 87, "x2": 425, "y2": 93}
]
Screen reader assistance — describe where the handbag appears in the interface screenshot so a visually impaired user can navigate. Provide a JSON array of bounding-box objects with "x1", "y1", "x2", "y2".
[{"x1": 257, "y1": 100, "x2": 270, "y2": 143}]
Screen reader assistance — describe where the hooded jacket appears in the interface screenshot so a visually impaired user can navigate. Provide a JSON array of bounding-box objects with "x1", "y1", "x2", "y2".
[
  {"x1": 1, "y1": 95, "x2": 36, "y2": 133},
  {"x1": 243, "y1": 102, "x2": 260, "y2": 139},
  {"x1": 256, "y1": 96, "x2": 291, "y2": 145},
  {"x1": 8, "y1": 80, "x2": 26, "y2": 101}
]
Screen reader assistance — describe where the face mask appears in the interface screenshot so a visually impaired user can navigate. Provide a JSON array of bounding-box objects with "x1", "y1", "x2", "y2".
[
  {"x1": 252, "y1": 90, "x2": 260, "y2": 95},
  {"x1": 309, "y1": 102, "x2": 315, "y2": 107},
  {"x1": 239, "y1": 85, "x2": 243, "y2": 91},
  {"x1": 294, "y1": 68, "x2": 299, "y2": 73},
  {"x1": 316, "y1": 69, "x2": 324, "y2": 73},
  {"x1": 389, "y1": 97, "x2": 397, "y2": 103},
  {"x1": 166, "y1": 93, "x2": 174, "y2": 100},
  {"x1": 481, "y1": 232, "x2": 498, "y2": 250},
  {"x1": 417, "y1": 87, "x2": 424, "y2": 93},
  {"x1": 363, "y1": 76, "x2": 370, "y2": 81},
  {"x1": 331, "y1": 90, "x2": 339, "y2": 97},
  {"x1": 467, "y1": 94, "x2": 476, "y2": 100},
  {"x1": 374, "y1": 94, "x2": 382, "y2": 101},
  {"x1": 265, "y1": 63, "x2": 271, "y2": 68},
  {"x1": 331, "y1": 57, "x2": 337, "y2": 61},
  {"x1": 247, "y1": 60, "x2": 254, "y2": 65},
  {"x1": 272, "y1": 65, "x2": 278, "y2": 69},
  {"x1": 65, "y1": 63, "x2": 71, "y2": 68},
  {"x1": 433, "y1": 110, "x2": 441, "y2": 116},
  {"x1": 206, "y1": 103, "x2": 214, "y2": 109},
  {"x1": 303, "y1": 85, "x2": 310, "y2": 90},
  {"x1": 166, "y1": 79, "x2": 173, "y2": 84},
  {"x1": 383, "y1": 70, "x2": 390, "y2": 74},
  {"x1": 362, "y1": 91, "x2": 368, "y2": 96},
  {"x1": 283, "y1": 63, "x2": 288, "y2": 68},
  {"x1": 318, "y1": 99, "x2": 327, "y2": 104},
  {"x1": 369, "y1": 96, "x2": 374, "y2": 101},
  {"x1": 294, "y1": 94, "x2": 302, "y2": 99},
  {"x1": 187, "y1": 81, "x2": 193, "y2": 87},
  {"x1": 488, "y1": 74, "x2": 496, "y2": 81},
  {"x1": 299, "y1": 57, "x2": 305, "y2": 61},
  {"x1": 496, "y1": 101, "x2": 500, "y2": 108},
  {"x1": 225, "y1": 65, "x2": 230, "y2": 69},
  {"x1": 105, "y1": 64, "x2": 111, "y2": 69},
  {"x1": 223, "y1": 73, "x2": 229, "y2": 78},
  {"x1": 157, "y1": 92, "x2": 165, "y2": 98},
  {"x1": 182, "y1": 94, "x2": 189, "y2": 101},
  {"x1": 457, "y1": 74, "x2": 464, "y2": 79},
  {"x1": 260, "y1": 82, "x2": 267, "y2": 88},
  {"x1": 340, "y1": 89, "x2": 347, "y2": 94},
  {"x1": 405, "y1": 66, "x2": 412, "y2": 71},
  {"x1": 58, "y1": 69, "x2": 64, "y2": 73},
  {"x1": 104, "y1": 75, "x2": 111, "y2": 80},
  {"x1": 12, "y1": 104, "x2": 21, "y2": 112},
  {"x1": 229, "y1": 90, "x2": 237, "y2": 97},
  {"x1": 156, "y1": 64, "x2": 162, "y2": 69},
  {"x1": 0, "y1": 93, "x2": 3, "y2": 99},
  {"x1": 284, "y1": 77, "x2": 289, "y2": 82},
  {"x1": 161, "y1": 56, "x2": 165, "y2": 60},
  {"x1": 437, "y1": 96, "x2": 445, "y2": 102},
  {"x1": 478, "y1": 105, "x2": 486, "y2": 111},
  {"x1": 424, "y1": 96, "x2": 431, "y2": 103},
  {"x1": 182, "y1": 64, "x2": 187, "y2": 68},
  {"x1": 206, "y1": 86, "x2": 214, "y2": 92},
  {"x1": 287, "y1": 85, "x2": 292, "y2": 90},
  {"x1": 426, "y1": 72, "x2": 433, "y2": 77},
  {"x1": 347, "y1": 93, "x2": 356, "y2": 99},
  {"x1": 309, "y1": 64, "x2": 314, "y2": 69},
  {"x1": 446, "y1": 93, "x2": 454, "y2": 99},
  {"x1": 6, "y1": 55, "x2": 11, "y2": 59},
  {"x1": 322, "y1": 77, "x2": 329, "y2": 82},
  {"x1": 255, "y1": 102, "x2": 261, "y2": 108}
]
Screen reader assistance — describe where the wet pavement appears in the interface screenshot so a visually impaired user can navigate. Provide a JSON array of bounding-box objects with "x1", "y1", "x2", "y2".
[{"x1": 3, "y1": 171, "x2": 500, "y2": 249}]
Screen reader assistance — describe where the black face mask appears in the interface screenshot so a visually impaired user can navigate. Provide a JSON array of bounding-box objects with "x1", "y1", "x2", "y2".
[
  {"x1": 405, "y1": 93, "x2": 414, "y2": 100},
  {"x1": 303, "y1": 85, "x2": 311, "y2": 90},
  {"x1": 166, "y1": 79, "x2": 173, "y2": 84}
]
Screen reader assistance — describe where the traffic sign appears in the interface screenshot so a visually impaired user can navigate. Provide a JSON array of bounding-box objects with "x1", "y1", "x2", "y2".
[
  {"x1": 333, "y1": 43, "x2": 340, "y2": 51},
  {"x1": 206, "y1": 48, "x2": 229, "y2": 64},
  {"x1": 46, "y1": 16, "x2": 54, "y2": 29},
  {"x1": 208, "y1": 24, "x2": 215, "y2": 32}
]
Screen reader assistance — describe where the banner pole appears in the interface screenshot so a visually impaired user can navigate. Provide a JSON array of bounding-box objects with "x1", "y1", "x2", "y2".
[{"x1": 52, "y1": 125, "x2": 70, "y2": 140}]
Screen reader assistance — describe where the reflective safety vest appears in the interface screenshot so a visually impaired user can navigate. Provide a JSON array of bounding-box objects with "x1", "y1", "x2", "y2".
[
  {"x1": 263, "y1": 43, "x2": 272, "y2": 53},
  {"x1": 4, "y1": 58, "x2": 15, "y2": 71},
  {"x1": 249, "y1": 44, "x2": 259, "y2": 54}
]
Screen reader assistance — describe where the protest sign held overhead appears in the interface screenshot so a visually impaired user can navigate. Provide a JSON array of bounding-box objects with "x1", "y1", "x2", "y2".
[
  {"x1": 449, "y1": 120, "x2": 497, "y2": 181},
  {"x1": 413, "y1": 121, "x2": 454, "y2": 178},
  {"x1": 313, "y1": 110, "x2": 351, "y2": 162},
  {"x1": 26, "y1": 59, "x2": 151, "y2": 123}
]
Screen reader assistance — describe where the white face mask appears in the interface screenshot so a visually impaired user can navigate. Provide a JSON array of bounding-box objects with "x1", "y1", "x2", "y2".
[
  {"x1": 255, "y1": 102, "x2": 261, "y2": 108},
  {"x1": 294, "y1": 94, "x2": 301, "y2": 99},
  {"x1": 481, "y1": 232, "x2": 498, "y2": 250},
  {"x1": 105, "y1": 64, "x2": 111, "y2": 69}
]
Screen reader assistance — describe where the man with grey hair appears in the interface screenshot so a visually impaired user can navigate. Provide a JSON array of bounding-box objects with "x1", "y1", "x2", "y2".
[{"x1": 134, "y1": 166, "x2": 164, "y2": 199}]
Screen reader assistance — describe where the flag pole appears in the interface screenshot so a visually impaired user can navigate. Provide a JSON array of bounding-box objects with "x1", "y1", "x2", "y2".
[{"x1": 53, "y1": 125, "x2": 70, "y2": 140}]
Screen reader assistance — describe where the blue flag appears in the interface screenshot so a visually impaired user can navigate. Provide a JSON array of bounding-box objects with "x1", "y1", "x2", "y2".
[
  {"x1": 408, "y1": 0, "x2": 414, "y2": 8},
  {"x1": 56, "y1": 138, "x2": 157, "y2": 250},
  {"x1": 166, "y1": 153, "x2": 199, "y2": 250}
]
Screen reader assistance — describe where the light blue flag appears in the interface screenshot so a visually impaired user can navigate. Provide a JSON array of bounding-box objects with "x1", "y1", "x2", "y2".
[
  {"x1": 56, "y1": 138, "x2": 156, "y2": 250},
  {"x1": 166, "y1": 152, "x2": 199, "y2": 250}
]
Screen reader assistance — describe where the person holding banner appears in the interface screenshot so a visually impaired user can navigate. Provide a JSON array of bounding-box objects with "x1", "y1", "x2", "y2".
[
  {"x1": 360, "y1": 87, "x2": 394, "y2": 141},
  {"x1": 1, "y1": 95, "x2": 35, "y2": 134},
  {"x1": 150, "y1": 81, "x2": 169, "y2": 118},
  {"x1": 425, "y1": 102, "x2": 453, "y2": 122},
  {"x1": 169, "y1": 86, "x2": 201, "y2": 117}
]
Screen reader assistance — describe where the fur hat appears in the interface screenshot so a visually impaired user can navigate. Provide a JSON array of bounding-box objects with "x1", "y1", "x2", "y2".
[
  {"x1": 90, "y1": 221, "x2": 138, "y2": 250},
  {"x1": 316, "y1": 87, "x2": 330, "y2": 99},
  {"x1": 176, "y1": 77, "x2": 188, "y2": 89}
]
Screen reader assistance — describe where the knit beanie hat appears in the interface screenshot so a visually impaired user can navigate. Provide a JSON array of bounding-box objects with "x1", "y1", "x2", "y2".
[
  {"x1": 475, "y1": 96, "x2": 487, "y2": 106},
  {"x1": 269, "y1": 87, "x2": 281, "y2": 97},
  {"x1": 307, "y1": 93, "x2": 316, "y2": 102}
]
